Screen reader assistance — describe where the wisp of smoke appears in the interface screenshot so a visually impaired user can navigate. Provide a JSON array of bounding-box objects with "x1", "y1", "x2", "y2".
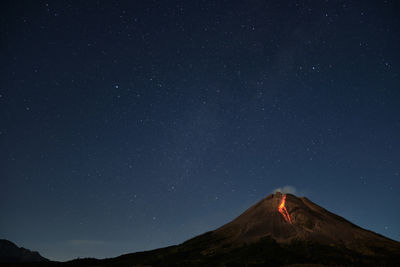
[{"x1": 273, "y1": 185, "x2": 297, "y2": 195}]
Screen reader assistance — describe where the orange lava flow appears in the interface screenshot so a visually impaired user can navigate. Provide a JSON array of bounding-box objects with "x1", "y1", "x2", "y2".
[{"x1": 278, "y1": 194, "x2": 292, "y2": 224}]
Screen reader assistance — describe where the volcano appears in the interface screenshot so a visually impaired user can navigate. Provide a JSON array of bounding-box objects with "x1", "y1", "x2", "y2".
[
  {"x1": 4, "y1": 193, "x2": 400, "y2": 266},
  {"x1": 211, "y1": 192, "x2": 399, "y2": 253}
]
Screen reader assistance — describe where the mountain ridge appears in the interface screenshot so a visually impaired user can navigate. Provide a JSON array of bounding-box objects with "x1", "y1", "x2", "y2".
[
  {"x1": 210, "y1": 192, "x2": 399, "y2": 255},
  {"x1": 0, "y1": 239, "x2": 48, "y2": 263}
]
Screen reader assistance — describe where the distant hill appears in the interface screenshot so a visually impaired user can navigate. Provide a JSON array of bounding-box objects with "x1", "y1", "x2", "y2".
[{"x1": 0, "y1": 239, "x2": 48, "y2": 263}]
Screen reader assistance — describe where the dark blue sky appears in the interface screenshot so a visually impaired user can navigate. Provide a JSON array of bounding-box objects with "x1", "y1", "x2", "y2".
[{"x1": 1, "y1": 0, "x2": 399, "y2": 261}]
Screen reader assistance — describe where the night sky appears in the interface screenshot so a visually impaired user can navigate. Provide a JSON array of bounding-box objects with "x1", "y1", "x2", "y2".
[{"x1": 1, "y1": 0, "x2": 399, "y2": 261}]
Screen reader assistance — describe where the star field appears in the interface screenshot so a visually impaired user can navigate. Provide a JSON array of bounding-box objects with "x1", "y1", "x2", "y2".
[{"x1": 1, "y1": 0, "x2": 399, "y2": 261}]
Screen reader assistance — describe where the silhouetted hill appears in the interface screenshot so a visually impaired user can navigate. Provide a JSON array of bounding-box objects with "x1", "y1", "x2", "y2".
[{"x1": 0, "y1": 239, "x2": 48, "y2": 263}]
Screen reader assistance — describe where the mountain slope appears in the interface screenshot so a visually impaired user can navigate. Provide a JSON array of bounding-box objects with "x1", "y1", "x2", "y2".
[
  {"x1": 0, "y1": 239, "x2": 48, "y2": 263},
  {"x1": 212, "y1": 192, "x2": 399, "y2": 255}
]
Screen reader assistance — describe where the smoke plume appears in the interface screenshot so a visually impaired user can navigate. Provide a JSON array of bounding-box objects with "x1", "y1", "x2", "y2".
[{"x1": 273, "y1": 185, "x2": 297, "y2": 195}]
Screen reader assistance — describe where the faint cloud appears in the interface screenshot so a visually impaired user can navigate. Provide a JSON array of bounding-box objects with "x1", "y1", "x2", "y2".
[
  {"x1": 67, "y1": 240, "x2": 108, "y2": 246},
  {"x1": 273, "y1": 185, "x2": 297, "y2": 195}
]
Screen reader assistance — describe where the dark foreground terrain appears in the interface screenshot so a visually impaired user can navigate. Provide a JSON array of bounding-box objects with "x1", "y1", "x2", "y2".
[{"x1": 0, "y1": 239, "x2": 48, "y2": 264}]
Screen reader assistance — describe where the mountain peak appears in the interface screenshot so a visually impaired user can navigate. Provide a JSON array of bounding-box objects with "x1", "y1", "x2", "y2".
[{"x1": 213, "y1": 193, "x2": 399, "y2": 254}]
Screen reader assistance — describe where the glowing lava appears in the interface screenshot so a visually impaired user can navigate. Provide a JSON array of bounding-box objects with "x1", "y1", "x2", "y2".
[{"x1": 278, "y1": 194, "x2": 292, "y2": 224}]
